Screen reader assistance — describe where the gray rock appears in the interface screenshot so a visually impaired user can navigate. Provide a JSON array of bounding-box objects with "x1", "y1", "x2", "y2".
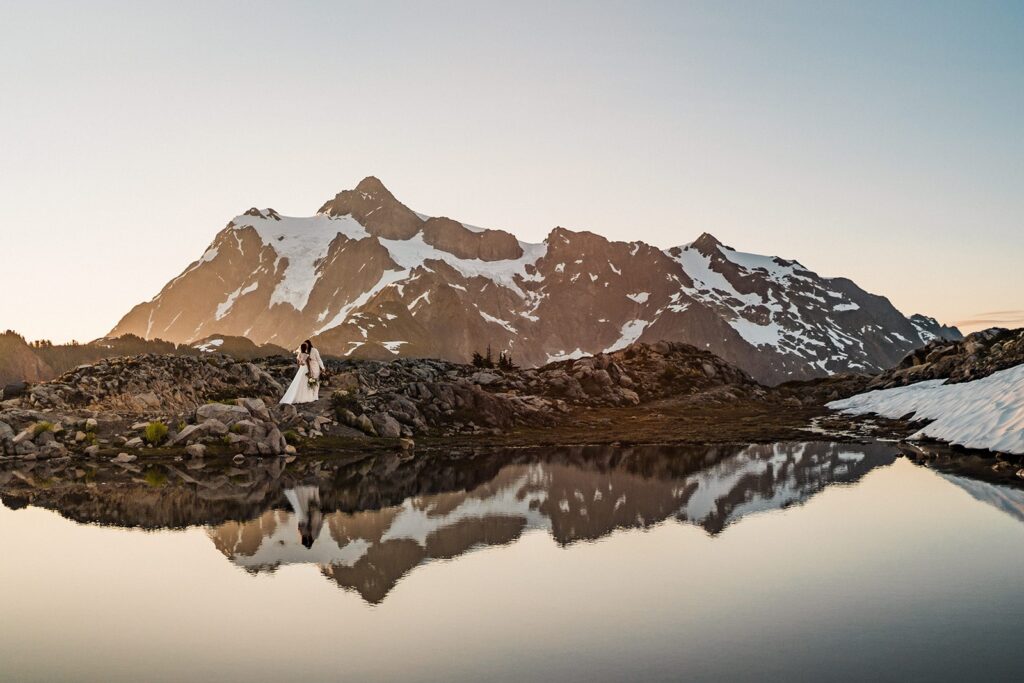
[
  {"x1": 124, "y1": 437, "x2": 144, "y2": 448},
  {"x1": 195, "y1": 403, "x2": 250, "y2": 425},
  {"x1": 370, "y1": 412, "x2": 401, "y2": 438},
  {"x1": 130, "y1": 392, "x2": 161, "y2": 411},
  {"x1": 12, "y1": 429, "x2": 34, "y2": 445},
  {"x1": 112, "y1": 452, "x2": 137, "y2": 464},
  {"x1": 185, "y1": 444, "x2": 206, "y2": 459},
  {"x1": 355, "y1": 414, "x2": 376, "y2": 436},
  {"x1": 472, "y1": 371, "x2": 501, "y2": 386},
  {"x1": 239, "y1": 397, "x2": 270, "y2": 422},
  {"x1": 84, "y1": 445, "x2": 100, "y2": 457},
  {"x1": 84, "y1": 418, "x2": 98, "y2": 431},
  {"x1": 200, "y1": 418, "x2": 229, "y2": 437},
  {"x1": 39, "y1": 442, "x2": 68, "y2": 459},
  {"x1": 169, "y1": 424, "x2": 202, "y2": 446}
]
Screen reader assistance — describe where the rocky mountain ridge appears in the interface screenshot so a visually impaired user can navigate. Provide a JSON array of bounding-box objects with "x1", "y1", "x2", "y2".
[{"x1": 109, "y1": 176, "x2": 960, "y2": 384}]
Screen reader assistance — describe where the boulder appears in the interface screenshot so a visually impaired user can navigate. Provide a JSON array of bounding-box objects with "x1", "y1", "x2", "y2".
[
  {"x1": 239, "y1": 397, "x2": 271, "y2": 422},
  {"x1": 355, "y1": 414, "x2": 377, "y2": 436},
  {"x1": 185, "y1": 444, "x2": 206, "y2": 459},
  {"x1": 369, "y1": 412, "x2": 401, "y2": 438},
  {"x1": 200, "y1": 418, "x2": 229, "y2": 437},
  {"x1": 195, "y1": 403, "x2": 250, "y2": 425},
  {"x1": 169, "y1": 424, "x2": 202, "y2": 446}
]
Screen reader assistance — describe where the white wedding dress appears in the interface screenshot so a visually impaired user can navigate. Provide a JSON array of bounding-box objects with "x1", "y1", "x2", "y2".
[{"x1": 279, "y1": 349, "x2": 325, "y2": 405}]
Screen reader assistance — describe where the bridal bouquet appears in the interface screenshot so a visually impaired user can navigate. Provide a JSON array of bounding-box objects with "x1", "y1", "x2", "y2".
[{"x1": 306, "y1": 375, "x2": 319, "y2": 389}]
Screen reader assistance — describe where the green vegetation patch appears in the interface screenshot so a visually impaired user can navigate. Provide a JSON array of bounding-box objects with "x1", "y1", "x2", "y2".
[{"x1": 143, "y1": 421, "x2": 169, "y2": 446}]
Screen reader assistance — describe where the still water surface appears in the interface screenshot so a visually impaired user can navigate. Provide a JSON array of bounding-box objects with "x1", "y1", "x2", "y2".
[{"x1": 2, "y1": 442, "x2": 1023, "y2": 682}]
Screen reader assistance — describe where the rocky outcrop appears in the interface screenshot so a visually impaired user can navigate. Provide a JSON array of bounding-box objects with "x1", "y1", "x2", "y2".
[
  {"x1": 865, "y1": 327, "x2": 1024, "y2": 390},
  {"x1": 0, "y1": 340, "x2": 774, "y2": 459},
  {"x1": 14, "y1": 354, "x2": 282, "y2": 414}
]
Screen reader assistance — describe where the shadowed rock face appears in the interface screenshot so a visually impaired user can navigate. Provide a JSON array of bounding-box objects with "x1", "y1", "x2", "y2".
[
  {"x1": 421, "y1": 217, "x2": 523, "y2": 261},
  {"x1": 108, "y1": 176, "x2": 959, "y2": 384},
  {"x1": 1, "y1": 441, "x2": 900, "y2": 603}
]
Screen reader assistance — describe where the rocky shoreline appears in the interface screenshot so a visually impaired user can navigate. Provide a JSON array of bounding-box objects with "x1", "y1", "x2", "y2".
[{"x1": 2, "y1": 332, "x2": 1022, "y2": 476}]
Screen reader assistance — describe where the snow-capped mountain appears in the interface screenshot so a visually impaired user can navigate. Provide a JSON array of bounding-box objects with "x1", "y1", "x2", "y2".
[{"x1": 110, "y1": 177, "x2": 960, "y2": 383}]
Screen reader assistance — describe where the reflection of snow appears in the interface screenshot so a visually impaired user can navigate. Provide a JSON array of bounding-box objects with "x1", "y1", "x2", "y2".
[
  {"x1": 381, "y1": 473, "x2": 550, "y2": 546},
  {"x1": 223, "y1": 515, "x2": 371, "y2": 569},
  {"x1": 677, "y1": 443, "x2": 874, "y2": 530}
]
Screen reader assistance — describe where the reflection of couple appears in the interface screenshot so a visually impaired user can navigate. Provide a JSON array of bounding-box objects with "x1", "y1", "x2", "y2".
[
  {"x1": 280, "y1": 339, "x2": 325, "y2": 405},
  {"x1": 284, "y1": 486, "x2": 323, "y2": 549}
]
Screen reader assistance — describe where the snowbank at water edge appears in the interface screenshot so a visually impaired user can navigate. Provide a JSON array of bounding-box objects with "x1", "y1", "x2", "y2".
[{"x1": 827, "y1": 364, "x2": 1024, "y2": 455}]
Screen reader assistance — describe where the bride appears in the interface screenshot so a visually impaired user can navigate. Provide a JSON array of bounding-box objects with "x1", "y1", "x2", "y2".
[{"x1": 280, "y1": 339, "x2": 326, "y2": 405}]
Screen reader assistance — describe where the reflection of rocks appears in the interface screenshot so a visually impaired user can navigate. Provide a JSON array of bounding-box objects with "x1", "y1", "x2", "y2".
[{"x1": 3, "y1": 441, "x2": 899, "y2": 603}]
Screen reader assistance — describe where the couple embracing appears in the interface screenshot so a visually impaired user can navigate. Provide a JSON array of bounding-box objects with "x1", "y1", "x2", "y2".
[{"x1": 280, "y1": 339, "x2": 326, "y2": 405}]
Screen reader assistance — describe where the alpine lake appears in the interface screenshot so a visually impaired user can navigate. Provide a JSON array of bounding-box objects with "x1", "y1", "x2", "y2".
[{"x1": 2, "y1": 440, "x2": 1023, "y2": 682}]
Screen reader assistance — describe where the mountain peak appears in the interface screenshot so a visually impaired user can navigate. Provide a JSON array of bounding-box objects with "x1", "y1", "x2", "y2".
[
  {"x1": 693, "y1": 232, "x2": 721, "y2": 246},
  {"x1": 354, "y1": 175, "x2": 393, "y2": 198},
  {"x1": 317, "y1": 176, "x2": 422, "y2": 239}
]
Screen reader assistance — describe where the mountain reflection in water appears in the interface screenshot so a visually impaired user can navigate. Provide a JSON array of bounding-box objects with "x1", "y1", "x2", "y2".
[{"x1": 2, "y1": 441, "x2": 909, "y2": 604}]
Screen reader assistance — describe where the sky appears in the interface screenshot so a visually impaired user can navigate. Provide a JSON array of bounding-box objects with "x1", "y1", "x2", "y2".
[{"x1": 1, "y1": 0, "x2": 1021, "y2": 342}]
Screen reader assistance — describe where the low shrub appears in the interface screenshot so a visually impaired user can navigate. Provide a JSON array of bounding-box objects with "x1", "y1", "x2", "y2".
[
  {"x1": 32, "y1": 421, "x2": 55, "y2": 436},
  {"x1": 143, "y1": 421, "x2": 169, "y2": 446},
  {"x1": 283, "y1": 429, "x2": 300, "y2": 445}
]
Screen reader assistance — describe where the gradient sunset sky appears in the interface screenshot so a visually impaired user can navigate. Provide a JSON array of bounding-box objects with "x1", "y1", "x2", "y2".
[{"x1": 1, "y1": 1, "x2": 1021, "y2": 342}]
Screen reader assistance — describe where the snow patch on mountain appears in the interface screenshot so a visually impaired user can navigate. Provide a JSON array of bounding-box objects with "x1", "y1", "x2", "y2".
[
  {"x1": 605, "y1": 319, "x2": 648, "y2": 352},
  {"x1": 315, "y1": 268, "x2": 408, "y2": 334},
  {"x1": 479, "y1": 310, "x2": 517, "y2": 333},
  {"x1": 546, "y1": 348, "x2": 588, "y2": 363},
  {"x1": 216, "y1": 282, "x2": 258, "y2": 320},
  {"x1": 379, "y1": 232, "x2": 546, "y2": 298},
  {"x1": 236, "y1": 213, "x2": 368, "y2": 310}
]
